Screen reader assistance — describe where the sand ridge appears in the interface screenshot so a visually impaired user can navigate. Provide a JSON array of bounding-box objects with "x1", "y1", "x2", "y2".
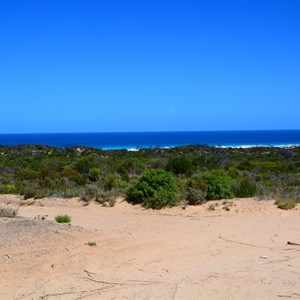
[{"x1": 1, "y1": 195, "x2": 300, "y2": 299}]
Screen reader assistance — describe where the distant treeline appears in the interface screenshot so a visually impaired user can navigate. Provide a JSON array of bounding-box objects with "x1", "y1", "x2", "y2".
[{"x1": 0, "y1": 144, "x2": 299, "y2": 208}]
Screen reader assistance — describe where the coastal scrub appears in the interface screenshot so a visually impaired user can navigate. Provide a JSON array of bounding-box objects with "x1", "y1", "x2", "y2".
[{"x1": 127, "y1": 169, "x2": 180, "y2": 209}]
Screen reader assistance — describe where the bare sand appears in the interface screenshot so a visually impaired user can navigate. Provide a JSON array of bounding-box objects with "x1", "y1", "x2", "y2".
[{"x1": 1, "y1": 195, "x2": 300, "y2": 299}]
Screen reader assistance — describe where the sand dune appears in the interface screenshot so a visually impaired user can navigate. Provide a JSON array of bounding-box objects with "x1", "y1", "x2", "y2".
[{"x1": 1, "y1": 195, "x2": 300, "y2": 299}]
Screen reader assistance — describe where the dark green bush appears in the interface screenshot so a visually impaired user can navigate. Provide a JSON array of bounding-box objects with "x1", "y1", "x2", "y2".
[
  {"x1": 62, "y1": 167, "x2": 80, "y2": 179},
  {"x1": 104, "y1": 174, "x2": 118, "y2": 190},
  {"x1": 112, "y1": 178, "x2": 129, "y2": 190},
  {"x1": 193, "y1": 155, "x2": 218, "y2": 171},
  {"x1": 127, "y1": 169, "x2": 180, "y2": 209},
  {"x1": 202, "y1": 169, "x2": 235, "y2": 200},
  {"x1": 118, "y1": 158, "x2": 145, "y2": 176},
  {"x1": 88, "y1": 167, "x2": 102, "y2": 181},
  {"x1": 187, "y1": 174, "x2": 206, "y2": 190},
  {"x1": 166, "y1": 157, "x2": 193, "y2": 176},
  {"x1": 39, "y1": 167, "x2": 59, "y2": 179},
  {"x1": 235, "y1": 176, "x2": 257, "y2": 198},
  {"x1": 75, "y1": 157, "x2": 96, "y2": 176}
]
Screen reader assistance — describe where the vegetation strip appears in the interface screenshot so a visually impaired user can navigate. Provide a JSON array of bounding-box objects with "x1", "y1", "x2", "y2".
[{"x1": 0, "y1": 144, "x2": 299, "y2": 208}]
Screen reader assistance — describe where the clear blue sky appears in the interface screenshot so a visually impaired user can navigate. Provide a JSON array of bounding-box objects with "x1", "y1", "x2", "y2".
[{"x1": 0, "y1": 0, "x2": 299, "y2": 133}]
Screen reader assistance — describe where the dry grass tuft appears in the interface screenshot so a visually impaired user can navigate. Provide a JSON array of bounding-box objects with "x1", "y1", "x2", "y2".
[{"x1": 0, "y1": 206, "x2": 18, "y2": 218}]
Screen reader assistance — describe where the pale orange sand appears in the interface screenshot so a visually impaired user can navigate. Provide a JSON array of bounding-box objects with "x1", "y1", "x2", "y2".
[{"x1": 1, "y1": 195, "x2": 300, "y2": 299}]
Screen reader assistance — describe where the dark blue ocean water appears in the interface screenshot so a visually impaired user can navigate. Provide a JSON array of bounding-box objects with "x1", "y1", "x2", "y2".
[{"x1": 0, "y1": 130, "x2": 300, "y2": 150}]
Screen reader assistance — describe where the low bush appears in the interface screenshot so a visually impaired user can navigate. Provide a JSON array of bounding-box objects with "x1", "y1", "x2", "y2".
[
  {"x1": 55, "y1": 214, "x2": 72, "y2": 223},
  {"x1": 80, "y1": 184, "x2": 101, "y2": 202},
  {"x1": 85, "y1": 241, "x2": 97, "y2": 246},
  {"x1": 186, "y1": 187, "x2": 207, "y2": 205},
  {"x1": 62, "y1": 186, "x2": 85, "y2": 198},
  {"x1": 0, "y1": 206, "x2": 18, "y2": 218},
  {"x1": 94, "y1": 189, "x2": 120, "y2": 207},
  {"x1": 19, "y1": 184, "x2": 49, "y2": 200},
  {"x1": 275, "y1": 199, "x2": 297, "y2": 210},
  {"x1": 127, "y1": 169, "x2": 180, "y2": 209},
  {"x1": 23, "y1": 188, "x2": 37, "y2": 200}
]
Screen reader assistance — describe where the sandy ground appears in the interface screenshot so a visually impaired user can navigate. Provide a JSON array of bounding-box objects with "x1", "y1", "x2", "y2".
[{"x1": 1, "y1": 195, "x2": 300, "y2": 300}]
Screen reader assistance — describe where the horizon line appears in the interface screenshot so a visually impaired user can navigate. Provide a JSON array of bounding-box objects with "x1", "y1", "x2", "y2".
[{"x1": 1, "y1": 129, "x2": 300, "y2": 135}]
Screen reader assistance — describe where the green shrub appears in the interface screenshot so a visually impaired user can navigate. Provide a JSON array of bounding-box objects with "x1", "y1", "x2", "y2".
[
  {"x1": 39, "y1": 167, "x2": 59, "y2": 179},
  {"x1": 113, "y1": 178, "x2": 129, "y2": 190},
  {"x1": 202, "y1": 169, "x2": 235, "y2": 200},
  {"x1": 187, "y1": 174, "x2": 206, "y2": 192},
  {"x1": 75, "y1": 157, "x2": 96, "y2": 176},
  {"x1": 0, "y1": 184, "x2": 17, "y2": 194},
  {"x1": 127, "y1": 169, "x2": 180, "y2": 209},
  {"x1": 193, "y1": 155, "x2": 218, "y2": 171},
  {"x1": 88, "y1": 167, "x2": 102, "y2": 181},
  {"x1": 275, "y1": 199, "x2": 297, "y2": 210},
  {"x1": 74, "y1": 174, "x2": 87, "y2": 185},
  {"x1": 104, "y1": 174, "x2": 118, "y2": 190},
  {"x1": 62, "y1": 167, "x2": 80, "y2": 179},
  {"x1": 235, "y1": 176, "x2": 257, "y2": 198},
  {"x1": 19, "y1": 183, "x2": 49, "y2": 200},
  {"x1": 118, "y1": 158, "x2": 145, "y2": 176},
  {"x1": 227, "y1": 166, "x2": 239, "y2": 178},
  {"x1": 55, "y1": 214, "x2": 72, "y2": 223},
  {"x1": 166, "y1": 157, "x2": 193, "y2": 176}
]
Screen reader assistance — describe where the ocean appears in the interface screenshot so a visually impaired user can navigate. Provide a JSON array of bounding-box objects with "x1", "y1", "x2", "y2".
[{"x1": 0, "y1": 130, "x2": 300, "y2": 150}]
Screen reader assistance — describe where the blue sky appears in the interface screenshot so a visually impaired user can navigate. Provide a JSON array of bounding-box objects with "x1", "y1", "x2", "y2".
[{"x1": 0, "y1": 0, "x2": 299, "y2": 133}]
